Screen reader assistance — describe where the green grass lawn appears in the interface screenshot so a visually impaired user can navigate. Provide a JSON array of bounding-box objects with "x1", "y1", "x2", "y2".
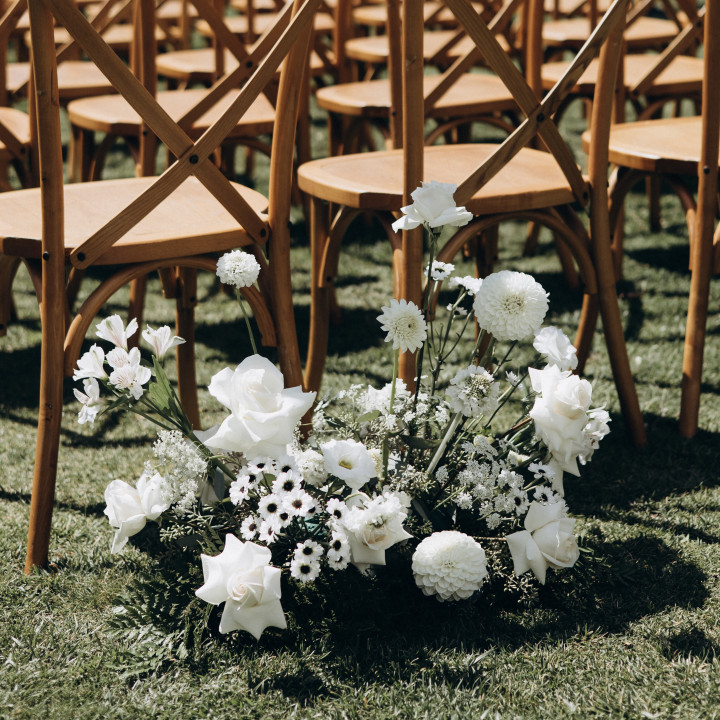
[{"x1": 1, "y1": 102, "x2": 720, "y2": 719}]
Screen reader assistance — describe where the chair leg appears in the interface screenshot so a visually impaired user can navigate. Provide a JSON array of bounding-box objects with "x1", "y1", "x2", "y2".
[
  {"x1": 175, "y1": 267, "x2": 201, "y2": 430},
  {"x1": 0, "y1": 256, "x2": 22, "y2": 336},
  {"x1": 25, "y1": 258, "x2": 66, "y2": 572},
  {"x1": 127, "y1": 275, "x2": 148, "y2": 351},
  {"x1": 574, "y1": 291, "x2": 599, "y2": 375},
  {"x1": 304, "y1": 196, "x2": 332, "y2": 393}
]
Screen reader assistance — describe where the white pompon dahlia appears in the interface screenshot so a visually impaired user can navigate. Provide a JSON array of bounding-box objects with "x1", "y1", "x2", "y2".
[
  {"x1": 412, "y1": 531, "x2": 488, "y2": 602},
  {"x1": 216, "y1": 249, "x2": 261, "y2": 289},
  {"x1": 377, "y1": 298, "x2": 427, "y2": 354},
  {"x1": 473, "y1": 270, "x2": 549, "y2": 341}
]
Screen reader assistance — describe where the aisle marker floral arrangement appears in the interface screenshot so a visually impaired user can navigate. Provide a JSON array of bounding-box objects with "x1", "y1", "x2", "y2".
[{"x1": 75, "y1": 181, "x2": 609, "y2": 640}]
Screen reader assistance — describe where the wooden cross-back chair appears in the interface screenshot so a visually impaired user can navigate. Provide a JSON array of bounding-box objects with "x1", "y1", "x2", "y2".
[
  {"x1": 585, "y1": 0, "x2": 718, "y2": 438},
  {"x1": 317, "y1": 0, "x2": 530, "y2": 157},
  {"x1": 2, "y1": 0, "x2": 318, "y2": 572},
  {"x1": 298, "y1": 0, "x2": 646, "y2": 447},
  {"x1": 540, "y1": 0, "x2": 704, "y2": 125}
]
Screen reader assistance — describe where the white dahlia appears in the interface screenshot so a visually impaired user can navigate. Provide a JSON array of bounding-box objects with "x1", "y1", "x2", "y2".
[
  {"x1": 412, "y1": 531, "x2": 488, "y2": 602},
  {"x1": 472, "y1": 270, "x2": 549, "y2": 341}
]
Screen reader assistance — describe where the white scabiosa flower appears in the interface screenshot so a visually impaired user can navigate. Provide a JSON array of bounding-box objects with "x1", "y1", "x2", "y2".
[
  {"x1": 448, "y1": 275, "x2": 483, "y2": 295},
  {"x1": 216, "y1": 249, "x2": 261, "y2": 289},
  {"x1": 294, "y1": 448, "x2": 328, "y2": 488},
  {"x1": 377, "y1": 298, "x2": 427, "y2": 354},
  {"x1": 473, "y1": 270, "x2": 549, "y2": 341},
  {"x1": 445, "y1": 366, "x2": 499, "y2": 418},
  {"x1": 412, "y1": 531, "x2": 488, "y2": 602}
]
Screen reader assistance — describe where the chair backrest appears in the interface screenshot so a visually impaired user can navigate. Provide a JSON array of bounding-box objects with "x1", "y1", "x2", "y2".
[{"x1": 27, "y1": 0, "x2": 319, "y2": 384}]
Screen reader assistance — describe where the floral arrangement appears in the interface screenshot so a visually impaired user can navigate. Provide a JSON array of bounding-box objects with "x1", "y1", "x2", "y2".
[{"x1": 75, "y1": 181, "x2": 609, "y2": 641}]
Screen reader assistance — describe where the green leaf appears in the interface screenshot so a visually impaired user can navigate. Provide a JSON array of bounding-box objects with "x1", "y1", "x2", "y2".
[{"x1": 357, "y1": 409, "x2": 382, "y2": 423}]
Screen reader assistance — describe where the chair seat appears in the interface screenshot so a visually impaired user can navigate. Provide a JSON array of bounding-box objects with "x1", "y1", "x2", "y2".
[
  {"x1": 155, "y1": 46, "x2": 327, "y2": 82},
  {"x1": 352, "y1": 1, "x2": 484, "y2": 28},
  {"x1": 6, "y1": 60, "x2": 116, "y2": 101},
  {"x1": 67, "y1": 88, "x2": 276, "y2": 137},
  {"x1": 0, "y1": 176, "x2": 268, "y2": 264},
  {"x1": 297, "y1": 144, "x2": 576, "y2": 212},
  {"x1": 195, "y1": 10, "x2": 334, "y2": 39},
  {"x1": 543, "y1": 16, "x2": 678, "y2": 50},
  {"x1": 315, "y1": 72, "x2": 517, "y2": 118},
  {"x1": 345, "y1": 30, "x2": 480, "y2": 64},
  {"x1": 0, "y1": 107, "x2": 31, "y2": 148},
  {"x1": 582, "y1": 115, "x2": 705, "y2": 174},
  {"x1": 541, "y1": 53, "x2": 704, "y2": 96}
]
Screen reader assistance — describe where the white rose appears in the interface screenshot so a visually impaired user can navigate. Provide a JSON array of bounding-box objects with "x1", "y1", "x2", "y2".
[
  {"x1": 104, "y1": 472, "x2": 169, "y2": 553},
  {"x1": 505, "y1": 500, "x2": 579, "y2": 584},
  {"x1": 533, "y1": 326, "x2": 578, "y2": 371},
  {"x1": 321, "y1": 438, "x2": 376, "y2": 490},
  {"x1": 195, "y1": 535, "x2": 286, "y2": 638},
  {"x1": 391, "y1": 180, "x2": 473, "y2": 232},
  {"x1": 203, "y1": 355, "x2": 316, "y2": 459},
  {"x1": 529, "y1": 364, "x2": 593, "y2": 475}
]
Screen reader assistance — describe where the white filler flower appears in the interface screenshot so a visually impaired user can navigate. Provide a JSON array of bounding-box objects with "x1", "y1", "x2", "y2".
[
  {"x1": 377, "y1": 298, "x2": 427, "y2": 354},
  {"x1": 216, "y1": 249, "x2": 261, "y2": 289},
  {"x1": 391, "y1": 180, "x2": 473, "y2": 232},
  {"x1": 473, "y1": 270, "x2": 549, "y2": 341},
  {"x1": 195, "y1": 534, "x2": 286, "y2": 638},
  {"x1": 412, "y1": 531, "x2": 488, "y2": 602}
]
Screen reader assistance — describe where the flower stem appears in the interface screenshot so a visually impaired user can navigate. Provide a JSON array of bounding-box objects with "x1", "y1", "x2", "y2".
[
  {"x1": 383, "y1": 349, "x2": 400, "y2": 479},
  {"x1": 427, "y1": 411, "x2": 463, "y2": 476},
  {"x1": 236, "y1": 289, "x2": 258, "y2": 355}
]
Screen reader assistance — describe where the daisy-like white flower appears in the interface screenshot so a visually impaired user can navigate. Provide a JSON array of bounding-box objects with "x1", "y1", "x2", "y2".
[
  {"x1": 446, "y1": 366, "x2": 499, "y2": 418},
  {"x1": 473, "y1": 270, "x2": 549, "y2": 341},
  {"x1": 73, "y1": 344, "x2": 107, "y2": 381},
  {"x1": 377, "y1": 298, "x2": 427, "y2": 354},
  {"x1": 229, "y1": 474, "x2": 254, "y2": 506},
  {"x1": 257, "y1": 493, "x2": 284, "y2": 521},
  {"x1": 430, "y1": 260, "x2": 455, "y2": 281},
  {"x1": 216, "y1": 249, "x2": 261, "y2": 289},
  {"x1": 391, "y1": 180, "x2": 473, "y2": 232},
  {"x1": 412, "y1": 531, "x2": 488, "y2": 602},
  {"x1": 326, "y1": 531, "x2": 351, "y2": 570},
  {"x1": 283, "y1": 488, "x2": 315, "y2": 518},
  {"x1": 272, "y1": 470, "x2": 301, "y2": 495},
  {"x1": 142, "y1": 324, "x2": 186, "y2": 360},
  {"x1": 96, "y1": 315, "x2": 138, "y2": 350},
  {"x1": 289, "y1": 555, "x2": 321, "y2": 583},
  {"x1": 257, "y1": 518, "x2": 280, "y2": 544},
  {"x1": 74, "y1": 378, "x2": 105, "y2": 425},
  {"x1": 240, "y1": 515, "x2": 259, "y2": 540},
  {"x1": 293, "y1": 539, "x2": 323, "y2": 563},
  {"x1": 325, "y1": 498, "x2": 347, "y2": 524}
]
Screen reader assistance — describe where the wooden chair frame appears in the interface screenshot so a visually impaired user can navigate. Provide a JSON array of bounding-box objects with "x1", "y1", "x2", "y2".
[{"x1": 16, "y1": 0, "x2": 320, "y2": 572}]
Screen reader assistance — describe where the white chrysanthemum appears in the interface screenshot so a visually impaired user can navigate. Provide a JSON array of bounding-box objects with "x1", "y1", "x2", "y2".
[
  {"x1": 412, "y1": 531, "x2": 488, "y2": 602},
  {"x1": 283, "y1": 488, "x2": 315, "y2": 518},
  {"x1": 446, "y1": 366, "x2": 499, "y2": 418},
  {"x1": 377, "y1": 298, "x2": 427, "y2": 354},
  {"x1": 216, "y1": 249, "x2": 261, "y2": 289},
  {"x1": 473, "y1": 270, "x2": 549, "y2": 341},
  {"x1": 293, "y1": 539, "x2": 323, "y2": 563},
  {"x1": 229, "y1": 474, "x2": 253, "y2": 506}
]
